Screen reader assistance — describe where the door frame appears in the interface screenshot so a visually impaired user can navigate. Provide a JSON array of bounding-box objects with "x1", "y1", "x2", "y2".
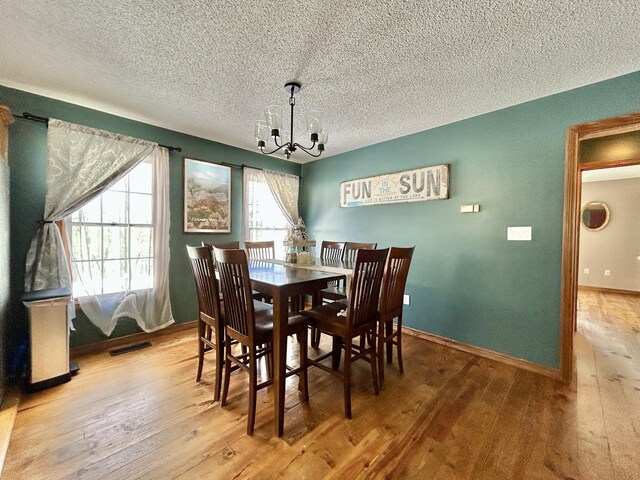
[{"x1": 560, "y1": 112, "x2": 640, "y2": 383}]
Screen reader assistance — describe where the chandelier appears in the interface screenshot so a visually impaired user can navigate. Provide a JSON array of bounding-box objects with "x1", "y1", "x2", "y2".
[{"x1": 254, "y1": 82, "x2": 328, "y2": 160}]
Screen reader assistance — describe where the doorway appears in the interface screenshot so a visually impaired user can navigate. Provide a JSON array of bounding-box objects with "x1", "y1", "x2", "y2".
[{"x1": 560, "y1": 112, "x2": 640, "y2": 383}]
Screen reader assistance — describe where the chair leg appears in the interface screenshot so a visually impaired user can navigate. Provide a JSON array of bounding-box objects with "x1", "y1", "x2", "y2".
[
  {"x1": 396, "y1": 317, "x2": 404, "y2": 374},
  {"x1": 343, "y1": 337, "x2": 352, "y2": 419},
  {"x1": 386, "y1": 321, "x2": 393, "y2": 364},
  {"x1": 265, "y1": 342, "x2": 273, "y2": 379},
  {"x1": 311, "y1": 292, "x2": 321, "y2": 348},
  {"x1": 196, "y1": 321, "x2": 205, "y2": 382},
  {"x1": 247, "y1": 346, "x2": 258, "y2": 435},
  {"x1": 214, "y1": 333, "x2": 224, "y2": 402},
  {"x1": 331, "y1": 336, "x2": 342, "y2": 371},
  {"x1": 310, "y1": 326, "x2": 319, "y2": 348},
  {"x1": 297, "y1": 331, "x2": 309, "y2": 402},
  {"x1": 369, "y1": 328, "x2": 379, "y2": 396},
  {"x1": 378, "y1": 320, "x2": 386, "y2": 391},
  {"x1": 221, "y1": 336, "x2": 233, "y2": 407}
]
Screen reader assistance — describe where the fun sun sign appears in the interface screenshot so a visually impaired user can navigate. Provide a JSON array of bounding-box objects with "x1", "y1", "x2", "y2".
[{"x1": 340, "y1": 164, "x2": 449, "y2": 207}]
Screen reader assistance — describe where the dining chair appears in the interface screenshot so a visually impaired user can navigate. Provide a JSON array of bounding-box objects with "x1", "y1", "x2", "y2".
[
  {"x1": 214, "y1": 247, "x2": 310, "y2": 435},
  {"x1": 342, "y1": 242, "x2": 378, "y2": 262},
  {"x1": 186, "y1": 245, "x2": 226, "y2": 402},
  {"x1": 244, "y1": 241, "x2": 276, "y2": 302},
  {"x1": 321, "y1": 241, "x2": 378, "y2": 303},
  {"x1": 377, "y1": 246, "x2": 415, "y2": 390},
  {"x1": 202, "y1": 240, "x2": 240, "y2": 250},
  {"x1": 244, "y1": 240, "x2": 275, "y2": 260},
  {"x1": 301, "y1": 248, "x2": 388, "y2": 419},
  {"x1": 320, "y1": 240, "x2": 345, "y2": 261}
]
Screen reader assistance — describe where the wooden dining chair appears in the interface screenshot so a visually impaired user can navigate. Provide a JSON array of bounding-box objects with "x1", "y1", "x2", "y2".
[
  {"x1": 342, "y1": 242, "x2": 378, "y2": 262},
  {"x1": 202, "y1": 240, "x2": 240, "y2": 250},
  {"x1": 186, "y1": 245, "x2": 225, "y2": 402},
  {"x1": 377, "y1": 246, "x2": 415, "y2": 390},
  {"x1": 214, "y1": 247, "x2": 310, "y2": 435},
  {"x1": 244, "y1": 240, "x2": 275, "y2": 260},
  {"x1": 301, "y1": 248, "x2": 388, "y2": 419},
  {"x1": 320, "y1": 240, "x2": 345, "y2": 261},
  {"x1": 244, "y1": 240, "x2": 276, "y2": 303},
  {"x1": 321, "y1": 241, "x2": 378, "y2": 303}
]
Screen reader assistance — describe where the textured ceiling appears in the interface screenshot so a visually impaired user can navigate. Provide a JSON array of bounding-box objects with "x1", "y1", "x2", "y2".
[{"x1": 1, "y1": 1, "x2": 639, "y2": 163}]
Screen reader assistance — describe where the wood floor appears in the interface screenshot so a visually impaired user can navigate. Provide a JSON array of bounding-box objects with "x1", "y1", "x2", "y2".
[{"x1": 4, "y1": 289, "x2": 640, "y2": 479}]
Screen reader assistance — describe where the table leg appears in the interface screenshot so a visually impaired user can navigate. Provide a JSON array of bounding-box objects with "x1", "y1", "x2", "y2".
[{"x1": 272, "y1": 289, "x2": 287, "y2": 437}]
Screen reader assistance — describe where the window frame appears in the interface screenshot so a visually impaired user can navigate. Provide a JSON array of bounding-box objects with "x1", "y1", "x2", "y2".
[
  {"x1": 243, "y1": 169, "x2": 290, "y2": 252},
  {"x1": 67, "y1": 160, "x2": 155, "y2": 299}
]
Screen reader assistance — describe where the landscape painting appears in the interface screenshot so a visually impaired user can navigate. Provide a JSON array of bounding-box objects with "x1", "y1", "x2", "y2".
[{"x1": 183, "y1": 157, "x2": 231, "y2": 233}]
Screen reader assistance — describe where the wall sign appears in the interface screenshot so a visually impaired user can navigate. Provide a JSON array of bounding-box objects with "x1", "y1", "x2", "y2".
[{"x1": 340, "y1": 164, "x2": 449, "y2": 207}]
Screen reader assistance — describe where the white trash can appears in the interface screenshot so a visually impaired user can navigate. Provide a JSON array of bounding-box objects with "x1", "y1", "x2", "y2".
[{"x1": 22, "y1": 287, "x2": 73, "y2": 391}]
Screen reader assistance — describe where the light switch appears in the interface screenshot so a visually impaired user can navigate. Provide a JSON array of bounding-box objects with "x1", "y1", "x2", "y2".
[
  {"x1": 460, "y1": 204, "x2": 480, "y2": 213},
  {"x1": 507, "y1": 226, "x2": 532, "y2": 241},
  {"x1": 403, "y1": 294, "x2": 410, "y2": 305},
  {"x1": 584, "y1": 268, "x2": 590, "y2": 274}
]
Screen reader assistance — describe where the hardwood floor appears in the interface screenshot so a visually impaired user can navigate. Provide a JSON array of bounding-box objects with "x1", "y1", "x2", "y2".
[{"x1": 3, "y1": 289, "x2": 640, "y2": 479}]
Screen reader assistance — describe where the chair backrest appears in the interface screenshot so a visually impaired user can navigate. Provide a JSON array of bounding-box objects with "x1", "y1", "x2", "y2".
[
  {"x1": 244, "y1": 241, "x2": 275, "y2": 260},
  {"x1": 186, "y1": 245, "x2": 222, "y2": 324},
  {"x1": 346, "y1": 248, "x2": 388, "y2": 330},
  {"x1": 380, "y1": 247, "x2": 415, "y2": 318},
  {"x1": 213, "y1": 248, "x2": 256, "y2": 341},
  {"x1": 320, "y1": 241, "x2": 345, "y2": 261},
  {"x1": 202, "y1": 240, "x2": 240, "y2": 250},
  {"x1": 343, "y1": 242, "x2": 378, "y2": 263}
]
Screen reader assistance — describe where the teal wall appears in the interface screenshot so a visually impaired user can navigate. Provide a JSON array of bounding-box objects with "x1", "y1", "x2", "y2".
[
  {"x1": 1, "y1": 85, "x2": 300, "y2": 358},
  {"x1": 300, "y1": 71, "x2": 640, "y2": 369}
]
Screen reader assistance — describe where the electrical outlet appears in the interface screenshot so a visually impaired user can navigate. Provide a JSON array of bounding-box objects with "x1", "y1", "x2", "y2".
[
  {"x1": 403, "y1": 294, "x2": 410, "y2": 305},
  {"x1": 507, "y1": 226, "x2": 532, "y2": 241},
  {"x1": 604, "y1": 270, "x2": 611, "y2": 276},
  {"x1": 584, "y1": 268, "x2": 590, "y2": 274}
]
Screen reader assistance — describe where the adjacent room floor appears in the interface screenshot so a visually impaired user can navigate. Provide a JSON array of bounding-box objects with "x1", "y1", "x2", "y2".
[{"x1": 3, "y1": 289, "x2": 639, "y2": 479}]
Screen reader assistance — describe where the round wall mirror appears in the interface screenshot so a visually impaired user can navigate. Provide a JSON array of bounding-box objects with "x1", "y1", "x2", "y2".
[{"x1": 581, "y1": 201, "x2": 610, "y2": 231}]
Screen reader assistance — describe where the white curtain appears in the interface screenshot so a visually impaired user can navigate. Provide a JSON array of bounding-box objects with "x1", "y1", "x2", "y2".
[
  {"x1": 74, "y1": 147, "x2": 174, "y2": 335},
  {"x1": 243, "y1": 167, "x2": 301, "y2": 242},
  {"x1": 24, "y1": 119, "x2": 156, "y2": 292},
  {"x1": 263, "y1": 169, "x2": 300, "y2": 226},
  {"x1": 243, "y1": 167, "x2": 261, "y2": 241},
  {"x1": 24, "y1": 119, "x2": 174, "y2": 336}
]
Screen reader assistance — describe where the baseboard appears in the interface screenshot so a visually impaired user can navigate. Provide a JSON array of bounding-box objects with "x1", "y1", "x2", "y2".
[
  {"x1": 578, "y1": 285, "x2": 640, "y2": 296},
  {"x1": 402, "y1": 326, "x2": 561, "y2": 380},
  {"x1": 70, "y1": 320, "x2": 197, "y2": 356},
  {"x1": 0, "y1": 385, "x2": 20, "y2": 477}
]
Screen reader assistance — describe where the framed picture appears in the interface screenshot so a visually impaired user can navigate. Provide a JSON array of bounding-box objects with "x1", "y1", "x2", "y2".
[{"x1": 183, "y1": 157, "x2": 231, "y2": 233}]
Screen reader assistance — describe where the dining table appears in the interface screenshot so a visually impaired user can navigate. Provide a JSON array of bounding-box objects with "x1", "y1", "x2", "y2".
[{"x1": 247, "y1": 258, "x2": 351, "y2": 437}]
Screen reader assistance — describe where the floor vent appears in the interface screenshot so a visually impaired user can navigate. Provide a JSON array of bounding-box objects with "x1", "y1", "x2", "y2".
[{"x1": 109, "y1": 341, "x2": 152, "y2": 356}]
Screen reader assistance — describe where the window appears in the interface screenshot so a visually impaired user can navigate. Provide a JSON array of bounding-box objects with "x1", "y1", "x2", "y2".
[
  {"x1": 70, "y1": 160, "x2": 153, "y2": 297},
  {"x1": 243, "y1": 168, "x2": 289, "y2": 254}
]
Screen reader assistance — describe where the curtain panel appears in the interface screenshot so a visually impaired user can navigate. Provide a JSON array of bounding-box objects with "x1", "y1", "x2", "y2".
[
  {"x1": 263, "y1": 169, "x2": 300, "y2": 227},
  {"x1": 243, "y1": 167, "x2": 302, "y2": 242},
  {"x1": 74, "y1": 147, "x2": 174, "y2": 335},
  {"x1": 23, "y1": 120, "x2": 174, "y2": 336},
  {"x1": 24, "y1": 119, "x2": 156, "y2": 292}
]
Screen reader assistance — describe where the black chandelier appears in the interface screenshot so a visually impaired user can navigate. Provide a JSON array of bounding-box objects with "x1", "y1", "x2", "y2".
[{"x1": 254, "y1": 82, "x2": 328, "y2": 160}]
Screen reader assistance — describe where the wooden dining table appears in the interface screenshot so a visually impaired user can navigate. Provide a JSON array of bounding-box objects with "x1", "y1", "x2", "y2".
[{"x1": 247, "y1": 259, "x2": 349, "y2": 437}]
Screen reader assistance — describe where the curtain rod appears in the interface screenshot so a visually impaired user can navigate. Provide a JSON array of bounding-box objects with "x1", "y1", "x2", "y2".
[
  {"x1": 239, "y1": 163, "x2": 301, "y2": 179},
  {"x1": 211, "y1": 162, "x2": 301, "y2": 179},
  {"x1": 13, "y1": 112, "x2": 182, "y2": 152}
]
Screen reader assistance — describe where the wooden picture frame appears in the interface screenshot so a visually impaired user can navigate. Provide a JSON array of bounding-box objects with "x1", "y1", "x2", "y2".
[{"x1": 183, "y1": 157, "x2": 231, "y2": 233}]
